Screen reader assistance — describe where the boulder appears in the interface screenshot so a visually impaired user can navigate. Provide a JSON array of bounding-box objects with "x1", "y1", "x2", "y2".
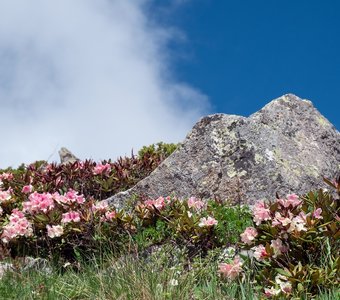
[
  {"x1": 58, "y1": 147, "x2": 79, "y2": 164},
  {"x1": 106, "y1": 94, "x2": 340, "y2": 208}
]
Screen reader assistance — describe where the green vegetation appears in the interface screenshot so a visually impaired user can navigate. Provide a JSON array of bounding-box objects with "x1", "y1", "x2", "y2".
[{"x1": 0, "y1": 143, "x2": 338, "y2": 299}]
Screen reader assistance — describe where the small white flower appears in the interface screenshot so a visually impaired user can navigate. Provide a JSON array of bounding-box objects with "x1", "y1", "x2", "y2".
[{"x1": 169, "y1": 279, "x2": 178, "y2": 286}]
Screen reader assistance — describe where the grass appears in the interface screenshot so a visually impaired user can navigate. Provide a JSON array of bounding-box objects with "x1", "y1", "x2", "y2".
[{"x1": 0, "y1": 243, "x2": 339, "y2": 300}]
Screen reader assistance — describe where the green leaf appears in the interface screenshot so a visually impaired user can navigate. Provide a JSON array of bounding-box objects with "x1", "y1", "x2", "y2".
[{"x1": 275, "y1": 268, "x2": 292, "y2": 277}]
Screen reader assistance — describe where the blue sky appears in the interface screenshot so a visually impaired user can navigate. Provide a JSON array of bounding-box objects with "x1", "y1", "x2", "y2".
[
  {"x1": 0, "y1": 0, "x2": 338, "y2": 167},
  {"x1": 152, "y1": 0, "x2": 340, "y2": 128}
]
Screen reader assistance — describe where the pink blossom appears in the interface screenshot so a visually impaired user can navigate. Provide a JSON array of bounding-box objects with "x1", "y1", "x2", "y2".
[
  {"x1": 272, "y1": 212, "x2": 291, "y2": 227},
  {"x1": 145, "y1": 197, "x2": 166, "y2": 210},
  {"x1": 218, "y1": 256, "x2": 243, "y2": 280},
  {"x1": 275, "y1": 274, "x2": 292, "y2": 294},
  {"x1": 92, "y1": 201, "x2": 109, "y2": 212},
  {"x1": 277, "y1": 194, "x2": 301, "y2": 208},
  {"x1": 253, "y1": 201, "x2": 271, "y2": 225},
  {"x1": 240, "y1": 227, "x2": 258, "y2": 245},
  {"x1": 23, "y1": 192, "x2": 54, "y2": 214},
  {"x1": 21, "y1": 185, "x2": 33, "y2": 194},
  {"x1": 198, "y1": 216, "x2": 218, "y2": 227},
  {"x1": 0, "y1": 206, "x2": 3, "y2": 216},
  {"x1": 287, "y1": 212, "x2": 307, "y2": 233},
  {"x1": 0, "y1": 172, "x2": 14, "y2": 181},
  {"x1": 271, "y1": 239, "x2": 288, "y2": 258},
  {"x1": 312, "y1": 208, "x2": 323, "y2": 219},
  {"x1": 61, "y1": 211, "x2": 81, "y2": 223},
  {"x1": 104, "y1": 211, "x2": 116, "y2": 221},
  {"x1": 46, "y1": 225, "x2": 64, "y2": 238},
  {"x1": 53, "y1": 190, "x2": 85, "y2": 205},
  {"x1": 187, "y1": 197, "x2": 205, "y2": 210},
  {"x1": 280, "y1": 281, "x2": 292, "y2": 294},
  {"x1": 1, "y1": 209, "x2": 33, "y2": 243},
  {"x1": 0, "y1": 190, "x2": 11, "y2": 203},
  {"x1": 93, "y1": 163, "x2": 112, "y2": 175},
  {"x1": 253, "y1": 244, "x2": 269, "y2": 261},
  {"x1": 65, "y1": 189, "x2": 85, "y2": 204},
  {"x1": 264, "y1": 287, "x2": 281, "y2": 297}
]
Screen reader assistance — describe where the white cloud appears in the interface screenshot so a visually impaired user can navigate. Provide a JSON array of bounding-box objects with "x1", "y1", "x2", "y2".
[{"x1": 0, "y1": 0, "x2": 209, "y2": 168}]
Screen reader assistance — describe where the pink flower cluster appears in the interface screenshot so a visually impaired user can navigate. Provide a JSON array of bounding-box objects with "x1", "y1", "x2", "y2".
[
  {"x1": 187, "y1": 197, "x2": 205, "y2": 210},
  {"x1": 252, "y1": 244, "x2": 269, "y2": 261},
  {"x1": 252, "y1": 201, "x2": 271, "y2": 225},
  {"x1": 92, "y1": 201, "x2": 117, "y2": 222},
  {"x1": 92, "y1": 201, "x2": 109, "y2": 212},
  {"x1": 277, "y1": 194, "x2": 301, "y2": 208},
  {"x1": 46, "y1": 225, "x2": 64, "y2": 238},
  {"x1": 23, "y1": 192, "x2": 55, "y2": 214},
  {"x1": 0, "y1": 172, "x2": 14, "y2": 181},
  {"x1": 93, "y1": 163, "x2": 112, "y2": 175},
  {"x1": 22, "y1": 185, "x2": 33, "y2": 194},
  {"x1": 0, "y1": 190, "x2": 12, "y2": 203},
  {"x1": 1, "y1": 209, "x2": 33, "y2": 243},
  {"x1": 264, "y1": 274, "x2": 292, "y2": 297},
  {"x1": 198, "y1": 216, "x2": 218, "y2": 227},
  {"x1": 219, "y1": 256, "x2": 243, "y2": 280},
  {"x1": 240, "y1": 227, "x2": 258, "y2": 245},
  {"x1": 53, "y1": 189, "x2": 85, "y2": 205},
  {"x1": 145, "y1": 196, "x2": 170, "y2": 210},
  {"x1": 61, "y1": 211, "x2": 81, "y2": 223}
]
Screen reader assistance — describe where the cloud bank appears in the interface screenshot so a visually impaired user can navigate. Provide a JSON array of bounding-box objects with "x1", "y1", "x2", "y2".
[{"x1": 0, "y1": 0, "x2": 209, "y2": 168}]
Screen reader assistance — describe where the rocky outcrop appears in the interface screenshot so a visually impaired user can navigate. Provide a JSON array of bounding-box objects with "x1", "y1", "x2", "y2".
[
  {"x1": 58, "y1": 147, "x2": 79, "y2": 164},
  {"x1": 106, "y1": 94, "x2": 340, "y2": 208}
]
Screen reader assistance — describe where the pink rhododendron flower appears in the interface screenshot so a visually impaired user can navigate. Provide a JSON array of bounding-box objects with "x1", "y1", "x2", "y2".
[
  {"x1": 23, "y1": 192, "x2": 55, "y2": 214},
  {"x1": 198, "y1": 216, "x2": 218, "y2": 227},
  {"x1": 272, "y1": 212, "x2": 291, "y2": 227},
  {"x1": 104, "y1": 211, "x2": 116, "y2": 221},
  {"x1": 65, "y1": 189, "x2": 85, "y2": 204},
  {"x1": 0, "y1": 172, "x2": 14, "y2": 181},
  {"x1": 240, "y1": 227, "x2": 258, "y2": 245},
  {"x1": 271, "y1": 238, "x2": 288, "y2": 258},
  {"x1": 277, "y1": 194, "x2": 301, "y2": 208},
  {"x1": 312, "y1": 208, "x2": 323, "y2": 219},
  {"x1": 0, "y1": 190, "x2": 11, "y2": 203},
  {"x1": 145, "y1": 197, "x2": 166, "y2": 210},
  {"x1": 187, "y1": 197, "x2": 205, "y2": 210},
  {"x1": 264, "y1": 286, "x2": 281, "y2": 297},
  {"x1": 253, "y1": 244, "x2": 269, "y2": 261},
  {"x1": 1, "y1": 209, "x2": 33, "y2": 243},
  {"x1": 218, "y1": 256, "x2": 243, "y2": 280},
  {"x1": 92, "y1": 201, "x2": 109, "y2": 212},
  {"x1": 93, "y1": 163, "x2": 112, "y2": 175},
  {"x1": 61, "y1": 211, "x2": 81, "y2": 223},
  {"x1": 253, "y1": 201, "x2": 271, "y2": 225},
  {"x1": 280, "y1": 281, "x2": 292, "y2": 294},
  {"x1": 53, "y1": 190, "x2": 85, "y2": 205},
  {"x1": 275, "y1": 274, "x2": 292, "y2": 294},
  {"x1": 21, "y1": 185, "x2": 33, "y2": 194},
  {"x1": 287, "y1": 212, "x2": 307, "y2": 233},
  {"x1": 46, "y1": 225, "x2": 64, "y2": 238},
  {"x1": 0, "y1": 206, "x2": 3, "y2": 216}
]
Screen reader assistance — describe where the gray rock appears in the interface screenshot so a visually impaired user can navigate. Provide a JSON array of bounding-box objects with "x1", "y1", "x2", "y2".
[
  {"x1": 106, "y1": 94, "x2": 340, "y2": 208},
  {"x1": 0, "y1": 262, "x2": 14, "y2": 279},
  {"x1": 58, "y1": 147, "x2": 79, "y2": 164}
]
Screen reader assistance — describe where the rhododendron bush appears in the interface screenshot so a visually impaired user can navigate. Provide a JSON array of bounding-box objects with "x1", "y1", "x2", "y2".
[
  {"x1": 219, "y1": 177, "x2": 340, "y2": 298},
  {"x1": 0, "y1": 142, "x2": 176, "y2": 204},
  {"x1": 0, "y1": 164, "x2": 251, "y2": 264}
]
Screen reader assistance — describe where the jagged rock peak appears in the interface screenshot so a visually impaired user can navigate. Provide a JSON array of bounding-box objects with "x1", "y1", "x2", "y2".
[
  {"x1": 58, "y1": 147, "x2": 79, "y2": 164},
  {"x1": 105, "y1": 94, "x2": 340, "y2": 209}
]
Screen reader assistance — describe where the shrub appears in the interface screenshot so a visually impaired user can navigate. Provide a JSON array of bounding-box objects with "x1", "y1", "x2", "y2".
[{"x1": 220, "y1": 176, "x2": 340, "y2": 298}]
